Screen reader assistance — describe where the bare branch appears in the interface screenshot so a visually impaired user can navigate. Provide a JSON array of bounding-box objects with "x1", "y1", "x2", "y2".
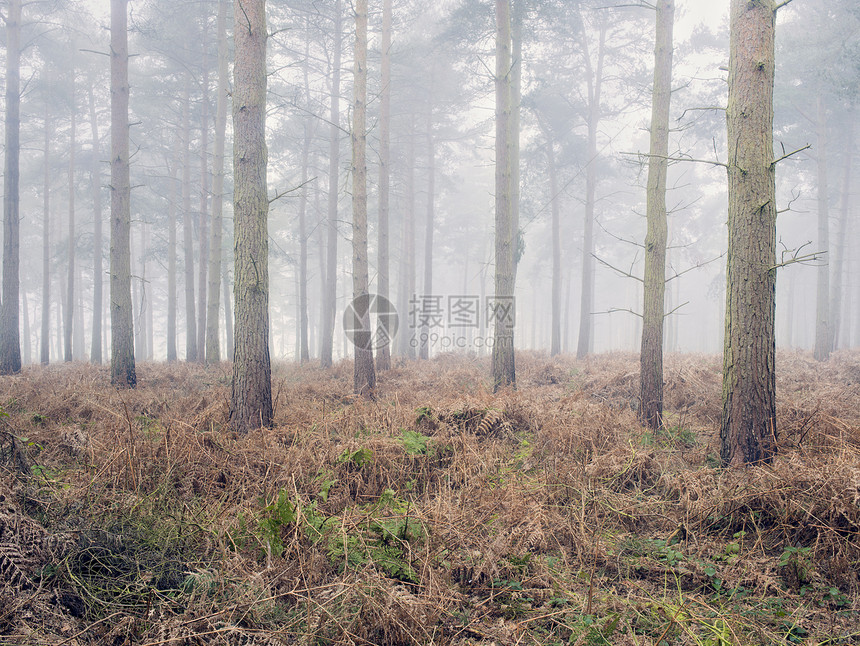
[
  {"x1": 664, "y1": 301, "x2": 690, "y2": 318},
  {"x1": 774, "y1": 0, "x2": 796, "y2": 11},
  {"x1": 596, "y1": 218, "x2": 644, "y2": 248},
  {"x1": 777, "y1": 189, "x2": 802, "y2": 214},
  {"x1": 593, "y1": 254, "x2": 643, "y2": 283},
  {"x1": 677, "y1": 106, "x2": 726, "y2": 121},
  {"x1": 594, "y1": 307, "x2": 643, "y2": 318},
  {"x1": 269, "y1": 177, "x2": 316, "y2": 204},
  {"x1": 771, "y1": 143, "x2": 810, "y2": 167},
  {"x1": 623, "y1": 151, "x2": 727, "y2": 169},
  {"x1": 773, "y1": 239, "x2": 825, "y2": 270},
  {"x1": 666, "y1": 253, "x2": 725, "y2": 283}
]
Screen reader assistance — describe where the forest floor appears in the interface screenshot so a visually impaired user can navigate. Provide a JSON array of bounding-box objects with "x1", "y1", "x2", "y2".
[{"x1": 0, "y1": 351, "x2": 859, "y2": 645}]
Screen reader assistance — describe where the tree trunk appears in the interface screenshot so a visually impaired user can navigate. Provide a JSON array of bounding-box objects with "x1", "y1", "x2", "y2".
[
  {"x1": 398, "y1": 118, "x2": 417, "y2": 359},
  {"x1": 0, "y1": 0, "x2": 22, "y2": 374},
  {"x1": 376, "y1": 0, "x2": 392, "y2": 370},
  {"x1": 65, "y1": 80, "x2": 76, "y2": 363},
  {"x1": 21, "y1": 289, "x2": 30, "y2": 364},
  {"x1": 88, "y1": 82, "x2": 104, "y2": 364},
  {"x1": 638, "y1": 0, "x2": 674, "y2": 430},
  {"x1": 544, "y1": 128, "x2": 561, "y2": 357},
  {"x1": 41, "y1": 100, "x2": 51, "y2": 366},
  {"x1": 167, "y1": 162, "x2": 178, "y2": 362},
  {"x1": 223, "y1": 267, "x2": 233, "y2": 358},
  {"x1": 110, "y1": 0, "x2": 136, "y2": 387},
  {"x1": 320, "y1": 0, "x2": 343, "y2": 369},
  {"x1": 829, "y1": 117, "x2": 852, "y2": 352},
  {"x1": 206, "y1": 0, "x2": 229, "y2": 364},
  {"x1": 492, "y1": 0, "x2": 516, "y2": 391},
  {"x1": 720, "y1": 0, "x2": 778, "y2": 466},
  {"x1": 351, "y1": 0, "x2": 376, "y2": 396},
  {"x1": 576, "y1": 19, "x2": 606, "y2": 360},
  {"x1": 419, "y1": 112, "x2": 434, "y2": 361},
  {"x1": 813, "y1": 95, "x2": 830, "y2": 361},
  {"x1": 197, "y1": 26, "x2": 211, "y2": 364},
  {"x1": 298, "y1": 30, "x2": 313, "y2": 364},
  {"x1": 182, "y1": 81, "x2": 198, "y2": 362},
  {"x1": 230, "y1": 0, "x2": 272, "y2": 432}
]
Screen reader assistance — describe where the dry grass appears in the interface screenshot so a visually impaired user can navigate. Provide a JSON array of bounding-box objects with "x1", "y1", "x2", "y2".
[{"x1": 0, "y1": 350, "x2": 858, "y2": 644}]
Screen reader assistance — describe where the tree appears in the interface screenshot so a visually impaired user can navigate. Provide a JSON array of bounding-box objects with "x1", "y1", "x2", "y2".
[
  {"x1": 492, "y1": 0, "x2": 516, "y2": 391},
  {"x1": 229, "y1": 0, "x2": 272, "y2": 432},
  {"x1": 351, "y1": 0, "x2": 376, "y2": 395},
  {"x1": 812, "y1": 95, "x2": 830, "y2": 361},
  {"x1": 88, "y1": 80, "x2": 104, "y2": 364},
  {"x1": 576, "y1": 13, "x2": 607, "y2": 360},
  {"x1": 64, "y1": 73, "x2": 77, "y2": 363},
  {"x1": 720, "y1": 0, "x2": 780, "y2": 466},
  {"x1": 376, "y1": 0, "x2": 392, "y2": 371},
  {"x1": 110, "y1": 0, "x2": 136, "y2": 387},
  {"x1": 320, "y1": 0, "x2": 343, "y2": 369},
  {"x1": 205, "y1": 0, "x2": 230, "y2": 364},
  {"x1": 0, "y1": 0, "x2": 23, "y2": 375},
  {"x1": 638, "y1": 0, "x2": 674, "y2": 430},
  {"x1": 181, "y1": 80, "x2": 198, "y2": 362}
]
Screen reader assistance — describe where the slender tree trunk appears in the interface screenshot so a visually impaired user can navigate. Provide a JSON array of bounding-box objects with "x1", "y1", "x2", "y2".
[
  {"x1": 351, "y1": 0, "x2": 376, "y2": 395},
  {"x1": 41, "y1": 101, "x2": 51, "y2": 366},
  {"x1": 167, "y1": 162, "x2": 178, "y2": 361},
  {"x1": 298, "y1": 30, "x2": 313, "y2": 364},
  {"x1": 223, "y1": 267, "x2": 233, "y2": 358},
  {"x1": 376, "y1": 0, "x2": 392, "y2": 370},
  {"x1": 419, "y1": 112, "x2": 434, "y2": 361},
  {"x1": 182, "y1": 81, "x2": 198, "y2": 362},
  {"x1": 230, "y1": 0, "x2": 272, "y2": 432},
  {"x1": 813, "y1": 95, "x2": 830, "y2": 361},
  {"x1": 492, "y1": 0, "x2": 516, "y2": 391},
  {"x1": 320, "y1": 0, "x2": 343, "y2": 369},
  {"x1": 21, "y1": 289, "x2": 30, "y2": 364},
  {"x1": 638, "y1": 0, "x2": 674, "y2": 430},
  {"x1": 576, "y1": 19, "x2": 606, "y2": 360},
  {"x1": 65, "y1": 82, "x2": 77, "y2": 363},
  {"x1": 110, "y1": 0, "x2": 136, "y2": 387},
  {"x1": 88, "y1": 82, "x2": 103, "y2": 364},
  {"x1": 829, "y1": 117, "x2": 852, "y2": 352},
  {"x1": 206, "y1": 0, "x2": 229, "y2": 364},
  {"x1": 543, "y1": 128, "x2": 561, "y2": 356},
  {"x1": 398, "y1": 119, "x2": 417, "y2": 358},
  {"x1": 197, "y1": 25, "x2": 211, "y2": 364},
  {"x1": 0, "y1": 0, "x2": 22, "y2": 374},
  {"x1": 720, "y1": 0, "x2": 778, "y2": 466},
  {"x1": 511, "y1": 0, "x2": 522, "y2": 282}
]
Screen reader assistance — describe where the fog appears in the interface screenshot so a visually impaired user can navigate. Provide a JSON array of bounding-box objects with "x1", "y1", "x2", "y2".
[{"x1": 3, "y1": 0, "x2": 858, "y2": 365}]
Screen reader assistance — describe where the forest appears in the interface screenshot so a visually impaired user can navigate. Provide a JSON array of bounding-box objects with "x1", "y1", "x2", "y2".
[{"x1": 0, "y1": 0, "x2": 859, "y2": 643}]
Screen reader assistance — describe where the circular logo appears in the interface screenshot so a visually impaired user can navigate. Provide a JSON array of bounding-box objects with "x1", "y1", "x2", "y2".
[{"x1": 343, "y1": 293, "x2": 399, "y2": 351}]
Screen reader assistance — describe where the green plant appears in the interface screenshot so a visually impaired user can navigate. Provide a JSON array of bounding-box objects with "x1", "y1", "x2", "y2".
[
  {"x1": 415, "y1": 406, "x2": 433, "y2": 423},
  {"x1": 400, "y1": 429, "x2": 432, "y2": 455},
  {"x1": 258, "y1": 490, "x2": 297, "y2": 557},
  {"x1": 337, "y1": 446, "x2": 373, "y2": 468},
  {"x1": 778, "y1": 545, "x2": 813, "y2": 589}
]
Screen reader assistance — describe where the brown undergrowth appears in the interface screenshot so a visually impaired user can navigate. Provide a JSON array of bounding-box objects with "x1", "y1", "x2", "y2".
[{"x1": 0, "y1": 350, "x2": 858, "y2": 644}]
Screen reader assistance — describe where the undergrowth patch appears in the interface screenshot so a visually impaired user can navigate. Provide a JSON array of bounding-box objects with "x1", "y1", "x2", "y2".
[{"x1": 0, "y1": 351, "x2": 857, "y2": 644}]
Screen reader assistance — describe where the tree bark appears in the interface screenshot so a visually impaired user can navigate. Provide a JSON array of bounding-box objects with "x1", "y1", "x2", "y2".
[
  {"x1": 720, "y1": 0, "x2": 778, "y2": 466},
  {"x1": 576, "y1": 18, "x2": 606, "y2": 360},
  {"x1": 351, "y1": 0, "x2": 376, "y2": 395},
  {"x1": 297, "y1": 29, "x2": 313, "y2": 364},
  {"x1": 0, "y1": 0, "x2": 22, "y2": 374},
  {"x1": 182, "y1": 81, "x2": 198, "y2": 362},
  {"x1": 812, "y1": 95, "x2": 830, "y2": 361},
  {"x1": 110, "y1": 0, "x2": 136, "y2": 387},
  {"x1": 320, "y1": 0, "x2": 343, "y2": 369},
  {"x1": 88, "y1": 82, "x2": 104, "y2": 364},
  {"x1": 230, "y1": 0, "x2": 272, "y2": 432},
  {"x1": 376, "y1": 0, "x2": 392, "y2": 370},
  {"x1": 206, "y1": 0, "x2": 230, "y2": 364},
  {"x1": 543, "y1": 127, "x2": 561, "y2": 357},
  {"x1": 638, "y1": 0, "x2": 674, "y2": 429},
  {"x1": 492, "y1": 0, "x2": 516, "y2": 391}
]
